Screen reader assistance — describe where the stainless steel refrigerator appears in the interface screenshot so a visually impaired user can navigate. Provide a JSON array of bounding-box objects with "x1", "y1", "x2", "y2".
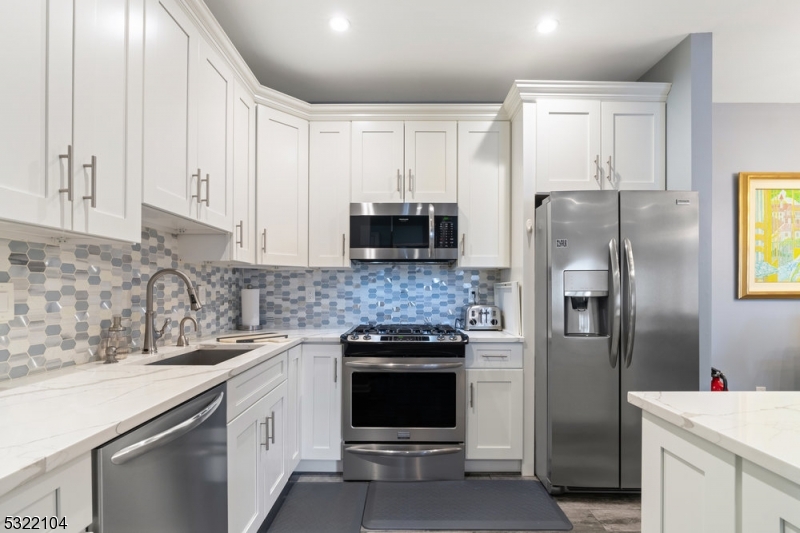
[{"x1": 534, "y1": 190, "x2": 699, "y2": 492}]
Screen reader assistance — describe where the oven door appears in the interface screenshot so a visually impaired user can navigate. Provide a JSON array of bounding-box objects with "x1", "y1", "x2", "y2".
[{"x1": 343, "y1": 357, "x2": 465, "y2": 443}]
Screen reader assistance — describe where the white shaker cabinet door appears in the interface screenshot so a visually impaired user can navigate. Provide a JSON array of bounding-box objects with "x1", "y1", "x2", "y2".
[
  {"x1": 0, "y1": 0, "x2": 73, "y2": 230},
  {"x1": 351, "y1": 121, "x2": 404, "y2": 203},
  {"x1": 601, "y1": 101, "x2": 665, "y2": 191},
  {"x1": 73, "y1": 0, "x2": 142, "y2": 242},
  {"x1": 231, "y1": 81, "x2": 257, "y2": 263},
  {"x1": 256, "y1": 106, "x2": 309, "y2": 267},
  {"x1": 262, "y1": 381, "x2": 288, "y2": 512},
  {"x1": 466, "y1": 369, "x2": 523, "y2": 460},
  {"x1": 227, "y1": 396, "x2": 267, "y2": 533},
  {"x1": 301, "y1": 344, "x2": 342, "y2": 461},
  {"x1": 142, "y1": 0, "x2": 198, "y2": 218},
  {"x1": 194, "y1": 39, "x2": 233, "y2": 230},
  {"x1": 404, "y1": 121, "x2": 457, "y2": 203},
  {"x1": 457, "y1": 121, "x2": 510, "y2": 268},
  {"x1": 286, "y1": 346, "x2": 302, "y2": 472},
  {"x1": 309, "y1": 121, "x2": 351, "y2": 267},
  {"x1": 535, "y1": 99, "x2": 602, "y2": 193}
]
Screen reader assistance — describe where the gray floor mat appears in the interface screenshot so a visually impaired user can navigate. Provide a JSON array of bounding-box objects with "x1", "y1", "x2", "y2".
[
  {"x1": 267, "y1": 482, "x2": 368, "y2": 533},
  {"x1": 362, "y1": 480, "x2": 573, "y2": 531}
]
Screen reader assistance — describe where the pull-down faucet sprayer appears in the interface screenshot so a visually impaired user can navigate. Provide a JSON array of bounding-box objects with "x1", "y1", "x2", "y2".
[{"x1": 142, "y1": 268, "x2": 202, "y2": 354}]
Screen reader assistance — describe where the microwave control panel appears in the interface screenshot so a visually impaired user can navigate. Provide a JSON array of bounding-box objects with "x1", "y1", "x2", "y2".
[{"x1": 435, "y1": 216, "x2": 458, "y2": 248}]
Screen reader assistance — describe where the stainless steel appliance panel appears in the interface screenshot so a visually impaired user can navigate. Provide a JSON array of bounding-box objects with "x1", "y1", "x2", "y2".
[
  {"x1": 547, "y1": 191, "x2": 621, "y2": 489},
  {"x1": 94, "y1": 384, "x2": 227, "y2": 533},
  {"x1": 343, "y1": 443, "x2": 466, "y2": 481},
  {"x1": 343, "y1": 357, "x2": 465, "y2": 443},
  {"x1": 534, "y1": 201, "x2": 551, "y2": 486},
  {"x1": 619, "y1": 191, "x2": 699, "y2": 489}
]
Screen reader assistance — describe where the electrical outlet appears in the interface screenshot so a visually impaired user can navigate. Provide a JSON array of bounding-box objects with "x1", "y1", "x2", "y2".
[
  {"x1": 0, "y1": 283, "x2": 13, "y2": 321},
  {"x1": 756, "y1": 386, "x2": 767, "y2": 392},
  {"x1": 305, "y1": 285, "x2": 315, "y2": 303}
]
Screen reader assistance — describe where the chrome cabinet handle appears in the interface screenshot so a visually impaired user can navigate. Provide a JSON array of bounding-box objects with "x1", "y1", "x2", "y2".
[
  {"x1": 236, "y1": 221, "x2": 243, "y2": 248},
  {"x1": 203, "y1": 173, "x2": 210, "y2": 206},
  {"x1": 261, "y1": 229, "x2": 267, "y2": 253},
  {"x1": 347, "y1": 446, "x2": 462, "y2": 457},
  {"x1": 606, "y1": 156, "x2": 614, "y2": 189},
  {"x1": 345, "y1": 361, "x2": 463, "y2": 371},
  {"x1": 82, "y1": 156, "x2": 96, "y2": 208},
  {"x1": 470, "y1": 383, "x2": 474, "y2": 408},
  {"x1": 428, "y1": 203, "x2": 435, "y2": 258},
  {"x1": 341, "y1": 234, "x2": 346, "y2": 257},
  {"x1": 260, "y1": 420, "x2": 268, "y2": 449},
  {"x1": 408, "y1": 169, "x2": 413, "y2": 194},
  {"x1": 460, "y1": 234, "x2": 466, "y2": 256},
  {"x1": 594, "y1": 155, "x2": 601, "y2": 188},
  {"x1": 192, "y1": 169, "x2": 202, "y2": 203},
  {"x1": 622, "y1": 237, "x2": 637, "y2": 368},
  {"x1": 269, "y1": 411, "x2": 275, "y2": 445},
  {"x1": 110, "y1": 392, "x2": 224, "y2": 465},
  {"x1": 608, "y1": 239, "x2": 621, "y2": 369},
  {"x1": 334, "y1": 357, "x2": 338, "y2": 383},
  {"x1": 59, "y1": 145, "x2": 73, "y2": 201},
  {"x1": 396, "y1": 169, "x2": 401, "y2": 193}
]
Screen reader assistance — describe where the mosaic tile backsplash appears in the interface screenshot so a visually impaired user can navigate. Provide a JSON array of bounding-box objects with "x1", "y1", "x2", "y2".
[
  {"x1": 0, "y1": 229, "x2": 239, "y2": 382},
  {"x1": 0, "y1": 225, "x2": 499, "y2": 382},
  {"x1": 240, "y1": 266, "x2": 498, "y2": 329}
]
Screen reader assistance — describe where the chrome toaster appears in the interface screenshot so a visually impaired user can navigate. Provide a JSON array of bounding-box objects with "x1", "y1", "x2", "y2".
[{"x1": 462, "y1": 304, "x2": 502, "y2": 331}]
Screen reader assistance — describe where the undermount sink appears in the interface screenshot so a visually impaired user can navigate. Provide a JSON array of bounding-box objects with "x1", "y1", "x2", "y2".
[{"x1": 146, "y1": 347, "x2": 253, "y2": 366}]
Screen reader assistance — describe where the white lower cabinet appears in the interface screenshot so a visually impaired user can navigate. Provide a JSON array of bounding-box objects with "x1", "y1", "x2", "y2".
[
  {"x1": 301, "y1": 344, "x2": 342, "y2": 461},
  {"x1": 0, "y1": 454, "x2": 92, "y2": 533},
  {"x1": 741, "y1": 460, "x2": 800, "y2": 533},
  {"x1": 286, "y1": 346, "x2": 302, "y2": 472},
  {"x1": 465, "y1": 369, "x2": 523, "y2": 460},
  {"x1": 227, "y1": 352, "x2": 292, "y2": 533}
]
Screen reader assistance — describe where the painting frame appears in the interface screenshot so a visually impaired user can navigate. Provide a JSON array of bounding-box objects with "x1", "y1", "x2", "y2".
[{"x1": 738, "y1": 172, "x2": 800, "y2": 299}]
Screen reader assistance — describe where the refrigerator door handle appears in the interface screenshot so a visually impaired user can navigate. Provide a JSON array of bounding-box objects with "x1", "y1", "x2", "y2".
[
  {"x1": 608, "y1": 239, "x2": 621, "y2": 368},
  {"x1": 622, "y1": 237, "x2": 637, "y2": 368}
]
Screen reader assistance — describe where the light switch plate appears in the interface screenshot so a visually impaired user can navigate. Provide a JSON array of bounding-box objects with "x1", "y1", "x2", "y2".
[{"x1": 0, "y1": 283, "x2": 14, "y2": 321}]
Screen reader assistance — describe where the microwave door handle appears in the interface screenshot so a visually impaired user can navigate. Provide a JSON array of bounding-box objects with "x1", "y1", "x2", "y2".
[{"x1": 428, "y1": 203, "x2": 435, "y2": 258}]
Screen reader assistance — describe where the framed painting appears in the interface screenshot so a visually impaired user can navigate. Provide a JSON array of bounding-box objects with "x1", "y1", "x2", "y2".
[{"x1": 738, "y1": 172, "x2": 800, "y2": 298}]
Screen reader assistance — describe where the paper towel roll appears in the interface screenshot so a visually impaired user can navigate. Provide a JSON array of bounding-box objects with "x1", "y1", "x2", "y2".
[{"x1": 241, "y1": 288, "x2": 260, "y2": 327}]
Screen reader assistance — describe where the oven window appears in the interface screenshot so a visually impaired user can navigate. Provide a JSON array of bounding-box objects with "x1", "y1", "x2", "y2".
[{"x1": 351, "y1": 372, "x2": 456, "y2": 428}]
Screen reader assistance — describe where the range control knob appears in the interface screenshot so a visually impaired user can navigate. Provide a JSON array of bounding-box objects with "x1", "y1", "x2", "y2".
[
  {"x1": 437, "y1": 334, "x2": 446, "y2": 341},
  {"x1": 363, "y1": 334, "x2": 371, "y2": 340},
  {"x1": 350, "y1": 334, "x2": 359, "y2": 340},
  {"x1": 491, "y1": 319, "x2": 498, "y2": 325},
  {"x1": 449, "y1": 335, "x2": 457, "y2": 341},
  {"x1": 469, "y1": 319, "x2": 477, "y2": 326}
]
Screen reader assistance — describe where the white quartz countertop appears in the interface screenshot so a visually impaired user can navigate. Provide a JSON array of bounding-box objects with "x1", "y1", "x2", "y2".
[{"x1": 628, "y1": 391, "x2": 800, "y2": 486}]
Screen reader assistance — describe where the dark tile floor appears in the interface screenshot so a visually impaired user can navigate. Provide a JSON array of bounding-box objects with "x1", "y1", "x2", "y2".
[{"x1": 294, "y1": 474, "x2": 641, "y2": 533}]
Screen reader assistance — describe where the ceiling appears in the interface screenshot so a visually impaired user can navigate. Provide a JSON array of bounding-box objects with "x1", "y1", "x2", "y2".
[{"x1": 202, "y1": 0, "x2": 800, "y2": 104}]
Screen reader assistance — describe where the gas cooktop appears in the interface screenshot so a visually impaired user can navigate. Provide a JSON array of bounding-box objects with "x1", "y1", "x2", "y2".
[{"x1": 341, "y1": 323, "x2": 469, "y2": 344}]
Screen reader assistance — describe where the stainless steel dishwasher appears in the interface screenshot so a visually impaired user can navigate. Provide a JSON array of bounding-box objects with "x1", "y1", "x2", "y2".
[{"x1": 93, "y1": 383, "x2": 227, "y2": 533}]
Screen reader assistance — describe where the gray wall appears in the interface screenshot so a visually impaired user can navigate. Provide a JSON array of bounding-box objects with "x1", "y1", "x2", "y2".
[
  {"x1": 639, "y1": 33, "x2": 713, "y2": 390},
  {"x1": 712, "y1": 103, "x2": 800, "y2": 391}
]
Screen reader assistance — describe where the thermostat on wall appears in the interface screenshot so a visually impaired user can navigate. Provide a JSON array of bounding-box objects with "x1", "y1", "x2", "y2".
[{"x1": 0, "y1": 283, "x2": 13, "y2": 322}]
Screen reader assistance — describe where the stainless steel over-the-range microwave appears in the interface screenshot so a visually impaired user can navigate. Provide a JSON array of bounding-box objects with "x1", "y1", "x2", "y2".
[{"x1": 349, "y1": 203, "x2": 458, "y2": 263}]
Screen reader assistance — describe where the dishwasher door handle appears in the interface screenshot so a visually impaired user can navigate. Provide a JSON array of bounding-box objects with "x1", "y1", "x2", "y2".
[{"x1": 110, "y1": 392, "x2": 225, "y2": 465}]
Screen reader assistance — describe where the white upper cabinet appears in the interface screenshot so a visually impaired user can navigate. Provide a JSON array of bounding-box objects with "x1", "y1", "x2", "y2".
[
  {"x1": 535, "y1": 99, "x2": 666, "y2": 193},
  {"x1": 351, "y1": 121, "x2": 404, "y2": 202},
  {"x1": 601, "y1": 102, "x2": 665, "y2": 191},
  {"x1": 457, "y1": 121, "x2": 510, "y2": 268},
  {"x1": 309, "y1": 122, "x2": 351, "y2": 267},
  {"x1": 143, "y1": 0, "x2": 232, "y2": 232},
  {"x1": 142, "y1": 0, "x2": 198, "y2": 217},
  {"x1": 231, "y1": 81, "x2": 257, "y2": 263},
  {"x1": 0, "y1": 0, "x2": 141, "y2": 242},
  {"x1": 404, "y1": 121, "x2": 457, "y2": 203},
  {"x1": 193, "y1": 40, "x2": 233, "y2": 230},
  {"x1": 351, "y1": 121, "x2": 457, "y2": 203},
  {"x1": 256, "y1": 106, "x2": 309, "y2": 267}
]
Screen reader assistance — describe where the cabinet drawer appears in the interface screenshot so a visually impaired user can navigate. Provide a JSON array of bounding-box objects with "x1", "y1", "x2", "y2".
[
  {"x1": 227, "y1": 352, "x2": 288, "y2": 422},
  {"x1": 466, "y1": 343, "x2": 522, "y2": 369},
  {"x1": 0, "y1": 455, "x2": 92, "y2": 533}
]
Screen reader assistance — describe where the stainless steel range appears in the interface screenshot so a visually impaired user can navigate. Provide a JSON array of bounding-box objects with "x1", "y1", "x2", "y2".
[{"x1": 341, "y1": 324, "x2": 468, "y2": 481}]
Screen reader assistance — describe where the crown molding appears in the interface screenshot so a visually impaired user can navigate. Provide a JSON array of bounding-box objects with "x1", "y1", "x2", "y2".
[
  {"x1": 504, "y1": 80, "x2": 672, "y2": 110},
  {"x1": 308, "y1": 103, "x2": 507, "y2": 122}
]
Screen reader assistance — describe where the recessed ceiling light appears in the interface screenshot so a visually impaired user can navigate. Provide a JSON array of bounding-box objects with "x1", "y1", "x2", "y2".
[
  {"x1": 330, "y1": 16, "x2": 350, "y2": 32},
  {"x1": 536, "y1": 18, "x2": 559, "y2": 34}
]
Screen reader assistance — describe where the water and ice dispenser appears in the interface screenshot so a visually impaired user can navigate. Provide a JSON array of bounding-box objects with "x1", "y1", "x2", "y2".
[{"x1": 563, "y1": 270, "x2": 608, "y2": 337}]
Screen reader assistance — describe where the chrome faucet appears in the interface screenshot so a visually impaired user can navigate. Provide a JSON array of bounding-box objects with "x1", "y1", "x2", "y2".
[
  {"x1": 143, "y1": 268, "x2": 202, "y2": 354},
  {"x1": 176, "y1": 316, "x2": 198, "y2": 347}
]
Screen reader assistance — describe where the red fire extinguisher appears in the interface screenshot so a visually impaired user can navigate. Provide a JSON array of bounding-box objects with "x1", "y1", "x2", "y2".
[{"x1": 711, "y1": 367, "x2": 728, "y2": 391}]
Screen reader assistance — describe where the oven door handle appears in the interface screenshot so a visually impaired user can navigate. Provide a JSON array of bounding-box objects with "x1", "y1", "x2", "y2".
[
  {"x1": 347, "y1": 446, "x2": 463, "y2": 457},
  {"x1": 344, "y1": 361, "x2": 464, "y2": 371}
]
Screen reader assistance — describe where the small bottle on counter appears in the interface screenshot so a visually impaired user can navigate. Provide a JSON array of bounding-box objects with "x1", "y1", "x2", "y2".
[{"x1": 106, "y1": 315, "x2": 130, "y2": 360}]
